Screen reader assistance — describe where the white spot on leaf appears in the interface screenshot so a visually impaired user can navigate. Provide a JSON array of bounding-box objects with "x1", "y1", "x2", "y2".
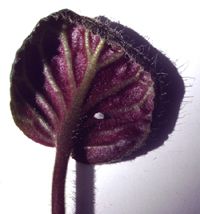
[{"x1": 94, "y1": 112, "x2": 104, "y2": 119}]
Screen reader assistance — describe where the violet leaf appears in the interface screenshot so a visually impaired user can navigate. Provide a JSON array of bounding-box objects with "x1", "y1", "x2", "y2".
[
  {"x1": 10, "y1": 9, "x2": 184, "y2": 214},
  {"x1": 10, "y1": 10, "x2": 156, "y2": 164}
]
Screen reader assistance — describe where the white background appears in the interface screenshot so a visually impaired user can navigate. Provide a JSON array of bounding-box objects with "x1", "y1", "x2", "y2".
[{"x1": 0, "y1": 1, "x2": 200, "y2": 214}]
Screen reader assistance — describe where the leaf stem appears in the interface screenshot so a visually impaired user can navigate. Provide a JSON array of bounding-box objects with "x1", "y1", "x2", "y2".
[{"x1": 52, "y1": 145, "x2": 71, "y2": 214}]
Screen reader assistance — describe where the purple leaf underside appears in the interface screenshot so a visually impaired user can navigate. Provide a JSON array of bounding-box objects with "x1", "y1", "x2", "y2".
[
  {"x1": 10, "y1": 9, "x2": 185, "y2": 214},
  {"x1": 11, "y1": 11, "x2": 155, "y2": 164}
]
